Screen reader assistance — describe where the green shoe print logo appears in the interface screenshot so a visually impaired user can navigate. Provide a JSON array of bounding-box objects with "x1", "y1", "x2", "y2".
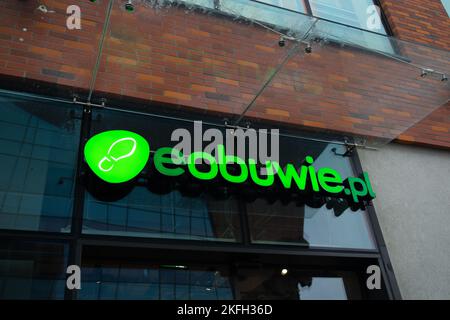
[{"x1": 84, "y1": 130, "x2": 150, "y2": 184}]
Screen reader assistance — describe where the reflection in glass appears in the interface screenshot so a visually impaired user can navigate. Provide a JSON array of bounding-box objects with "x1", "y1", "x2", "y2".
[
  {"x1": 246, "y1": 198, "x2": 375, "y2": 249},
  {"x1": 442, "y1": 0, "x2": 450, "y2": 17},
  {"x1": 184, "y1": 0, "x2": 393, "y2": 53},
  {"x1": 168, "y1": 0, "x2": 216, "y2": 9},
  {"x1": 0, "y1": 241, "x2": 68, "y2": 299},
  {"x1": 300, "y1": 277, "x2": 347, "y2": 300},
  {"x1": 220, "y1": 0, "x2": 310, "y2": 33},
  {"x1": 0, "y1": 94, "x2": 80, "y2": 232},
  {"x1": 246, "y1": 143, "x2": 376, "y2": 250},
  {"x1": 83, "y1": 188, "x2": 241, "y2": 242},
  {"x1": 254, "y1": 0, "x2": 305, "y2": 12},
  {"x1": 79, "y1": 263, "x2": 233, "y2": 300},
  {"x1": 237, "y1": 267, "x2": 358, "y2": 300},
  {"x1": 309, "y1": 0, "x2": 387, "y2": 33}
]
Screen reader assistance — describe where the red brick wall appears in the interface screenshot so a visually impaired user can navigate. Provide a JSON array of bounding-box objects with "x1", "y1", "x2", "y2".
[
  {"x1": 0, "y1": 0, "x2": 105, "y2": 89},
  {"x1": 381, "y1": 0, "x2": 450, "y2": 49},
  {"x1": 0, "y1": 0, "x2": 449, "y2": 148},
  {"x1": 380, "y1": 0, "x2": 450, "y2": 147}
]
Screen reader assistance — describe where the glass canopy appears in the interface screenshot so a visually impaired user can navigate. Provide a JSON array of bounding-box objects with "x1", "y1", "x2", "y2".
[{"x1": 0, "y1": 0, "x2": 448, "y2": 147}]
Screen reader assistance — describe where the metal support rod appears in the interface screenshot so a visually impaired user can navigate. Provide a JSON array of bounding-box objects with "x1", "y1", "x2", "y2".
[
  {"x1": 87, "y1": 0, "x2": 114, "y2": 102},
  {"x1": 232, "y1": 42, "x2": 301, "y2": 127}
]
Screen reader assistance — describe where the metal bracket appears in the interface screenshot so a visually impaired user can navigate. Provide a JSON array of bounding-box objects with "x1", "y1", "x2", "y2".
[{"x1": 331, "y1": 143, "x2": 357, "y2": 157}]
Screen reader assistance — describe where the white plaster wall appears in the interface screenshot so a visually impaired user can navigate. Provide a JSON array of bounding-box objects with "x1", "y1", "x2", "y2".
[{"x1": 359, "y1": 143, "x2": 450, "y2": 299}]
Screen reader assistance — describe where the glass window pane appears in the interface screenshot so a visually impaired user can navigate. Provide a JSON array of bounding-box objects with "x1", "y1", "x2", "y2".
[
  {"x1": 309, "y1": 0, "x2": 393, "y2": 54},
  {"x1": 84, "y1": 189, "x2": 241, "y2": 242},
  {"x1": 300, "y1": 277, "x2": 347, "y2": 300},
  {"x1": 442, "y1": 0, "x2": 450, "y2": 17},
  {"x1": 236, "y1": 267, "x2": 358, "y2": 300},
  {"x1": 79, "y1": 262, "x2": 233, "y2": 300},
  {"x1": 168, "y1": 0, "x2": 216, "y2": 9},
  {"x1": 309, "y1": 0, "x2": 387, "y2": 33},
  {"x1": 83, "y1": 108, "x2": 241, "y2": 242},
  {"x1": 220, "y1": 0, "x2": 309, "y2": 32},
  {"x1": 247, "y1": 198, "x2": 375, "y2": 249},
  {"x1": 0, "y1": 240, "x2": 68, "y2": 299},
  {"x1": 0, "y1": 93, "x2": 80, "y2": 232},
  {"x1": 246, "y1": 138, "x2": 376, "y2": 250}
]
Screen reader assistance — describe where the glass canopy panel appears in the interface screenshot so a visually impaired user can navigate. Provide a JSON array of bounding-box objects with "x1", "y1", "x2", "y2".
[
  {"x1": 2, "y1": 1, "x2": 448, "y2": 147},
  {"x1": 87, "y1": 0, "x2": 449, "y2": 147},
  {"x1": 88, "y1": 0, "x2": 315, "y2": 116},
  {"x1": 0, "y1": 0, "x2": 107, "y2": 100},
  {"x1": 221, "y1": 4, "x2": 450, "y2": 147}
]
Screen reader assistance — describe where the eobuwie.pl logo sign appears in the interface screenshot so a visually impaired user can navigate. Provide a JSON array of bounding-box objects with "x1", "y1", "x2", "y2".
[
  {"x1": 84, "y1": 130, "x2": 376, "y2": 205},
  {"x1": 84, "y1": 130, "x2": 150, "y2": 184}
]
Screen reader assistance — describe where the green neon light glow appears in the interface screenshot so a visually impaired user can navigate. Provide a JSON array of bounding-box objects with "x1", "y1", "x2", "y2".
[
  {"x1": 84, "y1": 130, "x2": 150, "y2": 184},
  {"x1": 188, "y1": 152, "x2": 218, "y2": 180},
  {"x1": 248, "y1": 159, "x2": 274, "y2": 187},
  {"x1": 218, "y1": 145, "x2": 249, "y2": 184},
  {"x1": 318, "y1": 168, "x2": 344, "y2": 194},
  {"x1": 85, "y1": 132, "x2": 376, "y2": 204},
  {"x1": 272, "y1": 162, "x2": 308, "y2": 190},
  {"x1": 347, "y1": 176, "x2": 368, "y2": 203},
  {"x1": 154, "y1": 147, "x2": 185, "y2": 177}
]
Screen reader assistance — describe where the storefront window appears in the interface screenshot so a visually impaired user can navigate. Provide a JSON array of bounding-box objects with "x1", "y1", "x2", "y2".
[
  {"x1": 236, "y1": 267, "x2": 361, "y2": 300},
  {"x1": 0, "y1": 240, "x2": 68, "y2": 299},
  {"x1": 84, "y1": 189, "x2": 241, "y2": 242},
  {"x1": 82, "y1": 108, "x2": 241, "y2": 242},
  {"x1": 0, "y1": 93, "x2": 80, "y2": 232},
  {"x1": 79, "y1": 255, "x2": 366, "y2": 300},
  {"x1": 84, "y1": 107, "x2": 375, "y2": 249},
  {"x1": 79, "y1": 262, "x2": 233, "y2": 300},
  {"x1": 247, "y1": 199, "x2": 375, "y2": 249},
  {"x1": 0, "y1": 95, "x2": 391, "y2": 299},
  {"x1": 79, "y1": 258, "x2": 362, "y2": 300},
  {"x1": 246, "y1": 140, "x2": 376, "y2": 250}
]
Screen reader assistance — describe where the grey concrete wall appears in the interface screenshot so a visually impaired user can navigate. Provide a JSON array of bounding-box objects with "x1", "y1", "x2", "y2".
[{"x1": 359, "y1": 143, "x2": 450, "y2": 300}]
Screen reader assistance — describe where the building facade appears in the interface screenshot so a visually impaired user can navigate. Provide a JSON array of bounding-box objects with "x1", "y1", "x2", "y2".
[{"x1": 0, "y1": 0, "x2": 448, "y2": 300}]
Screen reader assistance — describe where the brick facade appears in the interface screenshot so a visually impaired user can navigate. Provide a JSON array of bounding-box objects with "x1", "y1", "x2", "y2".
[
  {"x1": 380, "y1": 0, "x2": 450, "y2": 147},
  {"x1": 0, "y1": 0, "x2": 449, "y2": 148}
]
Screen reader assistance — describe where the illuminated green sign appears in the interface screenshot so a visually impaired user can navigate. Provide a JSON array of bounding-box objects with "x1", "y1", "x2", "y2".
[
  {"x1": 84, "y1": 131, "x2": 376, "y2": 204},
  {"x1": 84, "y1": 130, "x2": 150, "y2": 184}
]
